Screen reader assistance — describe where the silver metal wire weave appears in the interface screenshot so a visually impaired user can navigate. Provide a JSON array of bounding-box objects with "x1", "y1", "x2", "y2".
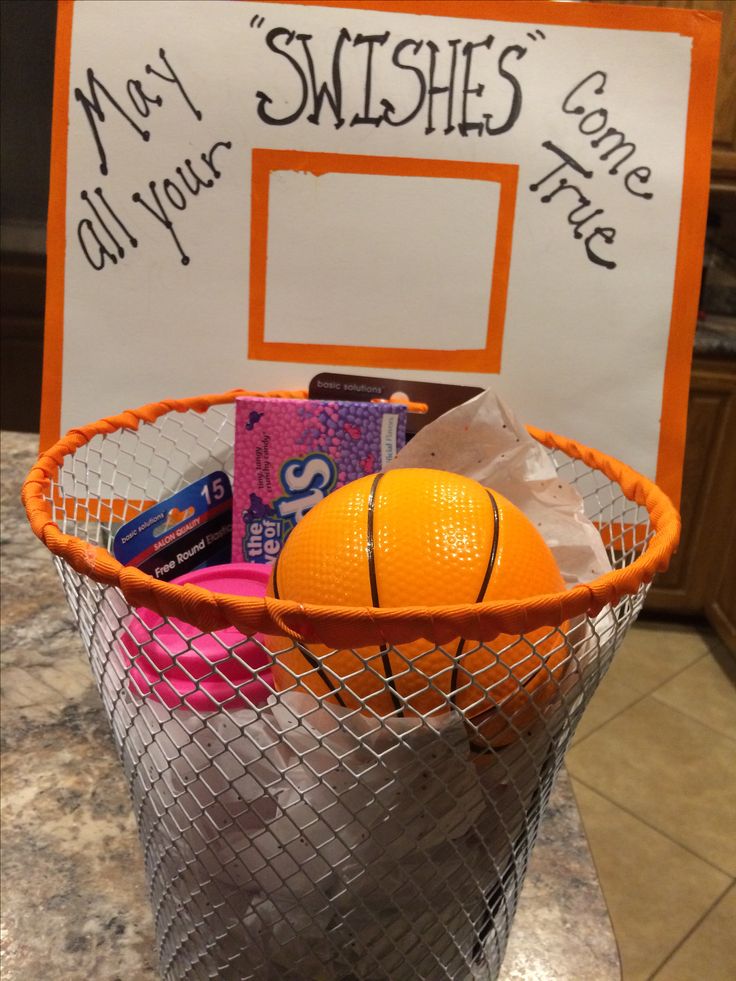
[{"x1": 45, "y1": 403, "x2": 653, "y2": 980}]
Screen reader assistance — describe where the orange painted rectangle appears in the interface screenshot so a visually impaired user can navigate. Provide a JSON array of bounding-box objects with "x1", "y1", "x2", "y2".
[{"x1": 248, "y1": 148, "x2": 517, "y2": 374}]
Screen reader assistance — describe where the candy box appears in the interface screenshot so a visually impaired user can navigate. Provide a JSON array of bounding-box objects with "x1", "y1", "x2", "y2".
[{"x1": 232, "y1": 397, "x2": 407, "y2": 564}]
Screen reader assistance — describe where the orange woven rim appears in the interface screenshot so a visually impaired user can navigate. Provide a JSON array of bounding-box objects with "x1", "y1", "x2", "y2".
[{"x1": 22, "y1": 389, "x2": 680, "y2": 646}]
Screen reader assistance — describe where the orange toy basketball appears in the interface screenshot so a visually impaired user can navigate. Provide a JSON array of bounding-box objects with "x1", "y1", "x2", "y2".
[{"x1": 266, "y1": 468, "x2": 570, "y2": 744}]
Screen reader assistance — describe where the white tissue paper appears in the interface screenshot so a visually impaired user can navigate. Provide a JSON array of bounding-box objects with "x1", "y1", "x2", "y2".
[
  {"x1": 386, "y1": 387, "x2": 612, "y2": 585},
  {"x1": 127, "y1": 690, "x2": 553, "y2": 981}
]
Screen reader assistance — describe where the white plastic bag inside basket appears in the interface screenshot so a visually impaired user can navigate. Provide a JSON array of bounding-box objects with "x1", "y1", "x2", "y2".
[
  {"x1": 386, "y1": 388, "x2": 612, "y2": 585},
  {"x1": 130, "y1": 687, "x2": 544, "y2": 980}
]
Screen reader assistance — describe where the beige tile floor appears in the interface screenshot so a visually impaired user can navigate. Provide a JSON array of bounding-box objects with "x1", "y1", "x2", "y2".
[{"x1": 567, "y1": 619, "x2": 736, "y2": 981}]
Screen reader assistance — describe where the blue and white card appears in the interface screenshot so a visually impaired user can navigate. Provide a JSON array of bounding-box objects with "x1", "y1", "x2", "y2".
[{"x1": 113, "y1": 472, "x2": 232, "y2": 580}]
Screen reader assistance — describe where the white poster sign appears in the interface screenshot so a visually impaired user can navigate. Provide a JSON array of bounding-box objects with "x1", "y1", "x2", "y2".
[{"x1": 42, "y1": 0, "x2": 720, "y2": 503}]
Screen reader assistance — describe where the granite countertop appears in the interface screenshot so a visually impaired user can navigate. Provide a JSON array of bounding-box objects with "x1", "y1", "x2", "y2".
[{"x1": 1, "y1": 430, "x2": 621, "y2": 981}]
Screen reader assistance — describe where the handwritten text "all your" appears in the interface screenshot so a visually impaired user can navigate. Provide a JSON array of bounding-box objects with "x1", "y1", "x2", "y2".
[{"x1": 74, "y1": 49, "x2": 232, "y2": 270}]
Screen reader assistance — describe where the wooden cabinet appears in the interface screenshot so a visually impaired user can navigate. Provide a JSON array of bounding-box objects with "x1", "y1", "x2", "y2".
[
  {"x1": 647, "y1": 354, "x2": 736, "y2": 651},
  {"x1": 0, "y1": 254, "x2": 44, "y2": 432},
  {"x1": 706, "y1": 0, "x2": 736, "y2": 182},
  {"x1": 707, "y1": 513, "x2": 736, "y2": 651}
]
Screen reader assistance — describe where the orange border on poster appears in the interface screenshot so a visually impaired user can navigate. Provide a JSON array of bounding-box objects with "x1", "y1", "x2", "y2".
[
  {"x1": 41, "y1": 0, "x2": 721, "y2": 510},
  {"x1": 248, "y1": 148, "x2": 517, "y2": 373},
  {"x1": 40, "y1": 0, "x2": 74, "y2": 454}
]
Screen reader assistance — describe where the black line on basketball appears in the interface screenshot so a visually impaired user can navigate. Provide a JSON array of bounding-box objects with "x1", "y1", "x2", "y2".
[
  {"x1": 271, "y1": 551, "x2": 282, "y2": 598},
  {"x1": 479, "y1": 491, "x2": 501, "y2": 599},
  {"x1": 366, "y1": 472, "x2": 384, "y2": 607},
  {"x1": 366, "y1": 472, "x2": 402, "y2": 715},
  {"x1": 297, "y1": 642, "x2": 347, "y2": 708},
  {"x1": 271, "y1": 541, "x2": 346, "y2": 706},
  {"x1": 450, "y1": 490, "x2": 500, "y2": 705}
]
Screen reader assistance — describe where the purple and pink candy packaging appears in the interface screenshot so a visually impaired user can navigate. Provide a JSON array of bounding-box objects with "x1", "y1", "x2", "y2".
[{"x1": 232, "y1": 397, "x2": 407, "y2": 564}]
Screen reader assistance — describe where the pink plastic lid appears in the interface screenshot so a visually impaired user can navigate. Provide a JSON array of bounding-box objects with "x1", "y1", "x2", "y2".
[{"x1": 120, "y1": 563, "x2": 272, "y2": 712}]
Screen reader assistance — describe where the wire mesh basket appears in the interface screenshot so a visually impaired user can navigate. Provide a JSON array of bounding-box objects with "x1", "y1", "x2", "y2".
[{"x1": 22, "y1": 389, "x2": 680, "y2": 981}]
